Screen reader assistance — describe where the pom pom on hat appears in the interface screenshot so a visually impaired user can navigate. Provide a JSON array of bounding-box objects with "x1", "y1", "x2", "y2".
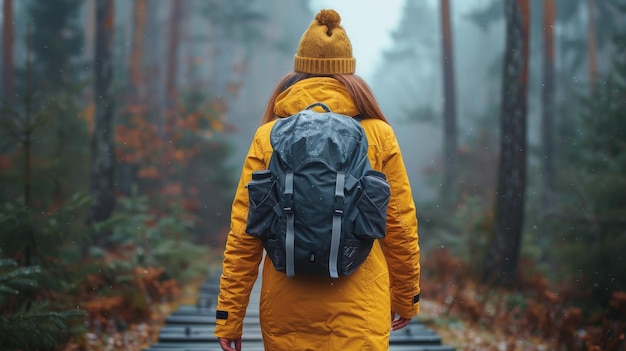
[
  {"x1": 315, "y1": 9, "x2": 341, "y2": 32},
  {"x1": 294, "y1": 9, "x2": 356, "y2": 75}
]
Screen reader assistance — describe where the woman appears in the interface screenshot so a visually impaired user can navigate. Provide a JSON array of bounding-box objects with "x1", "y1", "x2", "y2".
[{"x1": 215, "y1": 9, "x2": 421, "y2": 351}]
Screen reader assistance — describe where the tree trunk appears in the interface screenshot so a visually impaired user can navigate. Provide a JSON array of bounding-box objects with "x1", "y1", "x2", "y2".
[
  {"x1": 165, "y1": 0, "x2": 183, "y2": 138},
  {"x1": 129, "y1": 0, "x2": 147, "y2": 101},
  {"x1": 587, "y1": 0, "x2": 597, "y2": 92},
  {"x1": 24, "y1": 22, "x2": 34, "y2": 266},
  {"x1": 161, "y1": 0, "x2": 184, "y2": 183},
  {"x1": 440, "y1": 0, "x2": 458, "y2": 209},
  {"x1": 144, "y1": 1, "x2": 163, "y2": 127},
  {"x1": 541, "y1": 0, "x2": 556, "y2": 209},
  {"x1": 117, "y1": 0, "x2": 147, "y2": 196},
  {"x1": 483, "y1": 0, "x2": 530, "y2": 287},
  {"x1": 83, "y1": 0, "x2": 96, "y2": 66},
  {"x1": 2, "y1": 0, "x2": 14, "y2": 103},
  {"x1": 89, "y1": 0, "x2": 115, "y2": 239}
]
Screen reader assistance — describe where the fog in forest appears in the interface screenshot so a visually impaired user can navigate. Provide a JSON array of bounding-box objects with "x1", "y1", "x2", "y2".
[{"x1": 1, "y1": 0, "x2": 625, "y2": 349}]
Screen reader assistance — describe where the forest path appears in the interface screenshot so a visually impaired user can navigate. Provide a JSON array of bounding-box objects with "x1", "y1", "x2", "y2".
[{"x1": 142, "y1": 268, "x2": 457, "y2": 351}]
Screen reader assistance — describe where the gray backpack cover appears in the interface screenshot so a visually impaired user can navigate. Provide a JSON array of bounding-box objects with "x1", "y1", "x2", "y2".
[{"x1": 245, "y1": 103, "x2": 390, "y2": 278}]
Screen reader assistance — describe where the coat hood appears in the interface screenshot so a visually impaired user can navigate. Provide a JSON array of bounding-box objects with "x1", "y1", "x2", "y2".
[{"x1": 273, "y1": 77, "x2": 359, "y2": 118}]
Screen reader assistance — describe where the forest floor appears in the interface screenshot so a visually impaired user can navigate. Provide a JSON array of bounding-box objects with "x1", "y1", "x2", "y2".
[
  {"x1": 68, "y1": 280, "x2": 203, "y2": 351},
  {"x1": 419, "y1": 300, "x2": 554, "y2": 351}
]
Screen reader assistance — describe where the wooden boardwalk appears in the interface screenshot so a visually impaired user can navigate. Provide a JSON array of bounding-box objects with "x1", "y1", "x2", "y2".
[{"x1": 143, "y1": 271, "x2": 456, "y2": 351}]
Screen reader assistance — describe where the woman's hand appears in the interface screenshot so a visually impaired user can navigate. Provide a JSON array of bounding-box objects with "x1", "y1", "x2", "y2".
[
  {"x1": 219, "y1": 337, "x2": 242, "y2": 351},
  {"x1": 391, "y1": 312, "x2": 411, "y2": 331}
]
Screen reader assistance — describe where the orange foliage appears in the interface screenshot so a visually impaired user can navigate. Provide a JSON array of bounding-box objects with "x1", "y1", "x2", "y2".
[
  {"x1": 115, "y1": 115, "x2": 163, "y2": 165},
  {"x1": 78, "y1": 263, "x2": 181, "y2": 330},
  {"x1": 162, "y1": 182, "x2": 182, "y2": 197},
  {"x1": 0, "y1": 153, "x2": 14, "y2": 170},
  {"x1": 114, "y1": 97, "x2": 230, "y2": 189},
  {"x1": 81, "y1": 296, "x2": 125, "y2": 327},
  {"x1": 178, "y1": 111, "x2": 198, "y2": 131},
  {"x1": 113, "y1": 95, "x2": 236, "y2": 249},
  {"x1": 422, "y1": 248, "x2": 471, "y2": 297},
  {"x1": 133, "y1": 266, "x2": 180, "y2": 302},
  {"x1": 422, "y1": 251, "x2": 626, "y2": 350},
  {"x1": 125, "y1": 103, "x2": 148, "y2": 116},
  {"x1": 137, "y1": 166, "x2": 160, "y2": 179},
  {"x1": 610, "y1": 291, "x2": 626, "y2": 315},
  {"x1": 182, "y1": 198, "x2": 200, "y2": 212},
  {"x1": 455, "y1": 297, "x2": 483, "y2": 324},
  {"x1": 80, "y1": 102, "x2": 95, "y2": 133},
  {"x1": 557, "y1": 307, "x2": 583, "y2": 350},
  {"x1": 227, "y1": 82, "x2": 242, "y2": 95}
]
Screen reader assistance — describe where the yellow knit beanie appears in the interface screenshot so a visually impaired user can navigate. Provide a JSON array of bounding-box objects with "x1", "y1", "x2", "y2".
[{"x1": 294, "y1": 9, "x2": 356, "y2": 75}]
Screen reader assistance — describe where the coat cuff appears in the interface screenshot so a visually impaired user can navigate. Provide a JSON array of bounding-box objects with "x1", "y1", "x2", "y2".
[
  {"x1": 391, "y1": 292, "x2": 420, "y2": 318},
  {"x1": 214, "y1": 309, "x2": 243, "y2": 339}
]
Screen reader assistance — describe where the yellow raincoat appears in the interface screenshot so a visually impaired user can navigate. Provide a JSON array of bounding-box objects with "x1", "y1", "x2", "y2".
[{"x1": 215, "y1": 77, "x2": 420, "y2": 351}]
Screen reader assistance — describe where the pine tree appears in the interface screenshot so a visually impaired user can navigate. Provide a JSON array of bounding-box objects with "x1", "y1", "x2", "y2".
[
  {"x1": 0, "y1": 251, "x2": 85, "y2": 350},
  {"x1": 28, "y1": 0, "x2": 84, "y2": 90},
  {"x1": 558, "y1": 15, "x2": 626, "y2": 305}
]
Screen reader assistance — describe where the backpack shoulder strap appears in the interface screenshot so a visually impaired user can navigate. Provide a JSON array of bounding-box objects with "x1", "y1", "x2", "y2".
[
  {"x1": 284, "y1": 172, "x2": 295, "y2": 278},
  {"x1": 329, "y1": 173, "x2": 345, "y2": 278}
]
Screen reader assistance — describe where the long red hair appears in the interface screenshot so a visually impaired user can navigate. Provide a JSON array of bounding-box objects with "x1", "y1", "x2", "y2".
[{"x1": 260, "y1": 73, "x2": 389, "y2": 125}]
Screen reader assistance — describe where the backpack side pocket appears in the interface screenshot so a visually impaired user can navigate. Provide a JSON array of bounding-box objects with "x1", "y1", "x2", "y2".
[
  {"x1": 246, "y1": 170, "x2": 278, "y2": 238},
  {"x1": 353, "y1": 170, "x2": 390, "y2": 240},
  {"x1": 340, "y1": 238, "x2": 374, "y2": 277},
  {"x1": 263, "y1": 238, "x2": 286, "y2": 273}
]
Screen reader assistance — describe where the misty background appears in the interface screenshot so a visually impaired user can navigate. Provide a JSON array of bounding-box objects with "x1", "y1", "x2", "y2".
[{"x1": 1, "y1": 0, "x2": 625, "y2": 349}]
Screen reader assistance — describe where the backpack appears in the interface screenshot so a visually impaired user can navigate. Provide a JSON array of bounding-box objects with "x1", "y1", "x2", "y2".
[{"x1": 245, "y1": 102, "x2": 390, "y2": 278}]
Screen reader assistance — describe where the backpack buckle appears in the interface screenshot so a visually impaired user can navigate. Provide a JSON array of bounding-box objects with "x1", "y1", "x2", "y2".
[
  {"x1": 334, "y1": 196, "x2": 344, "y2": 216},
  {"x1": 284, "y1": 194, "x2": 293, "y2": 214}
]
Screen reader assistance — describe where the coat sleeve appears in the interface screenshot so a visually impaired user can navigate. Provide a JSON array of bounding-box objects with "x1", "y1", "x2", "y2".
[
  {"x1": 214, "y1": 128, "x2": 266, "y2": 340},
  {"x1": 380, "y1": 127, "x2": 421, "y2": 319}
]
